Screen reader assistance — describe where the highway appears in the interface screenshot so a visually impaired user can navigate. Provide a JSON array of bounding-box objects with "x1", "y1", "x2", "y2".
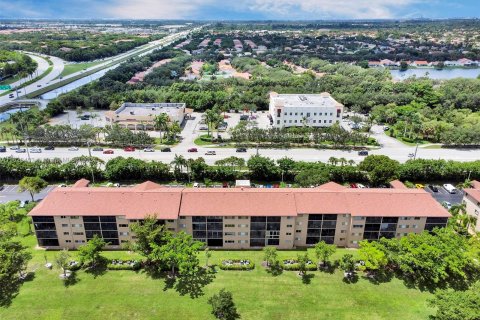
[{"x1": 0, "y1": 26, "x2": 199, "y2": 107}]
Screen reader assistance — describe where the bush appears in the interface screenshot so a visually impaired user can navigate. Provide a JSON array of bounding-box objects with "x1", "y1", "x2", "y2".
[
  {"x1": 219, "y1": 259, "x2": 255, "y2": 271},
  {"x1": 282, "y1": 259, "x2": 317, "y2": 271},
  {"x1": 107, "y1": 259, "x2": 142, "y2": 270},
  {"x1": 66, "y1": 260, "x2": 83, "y2": 271}
]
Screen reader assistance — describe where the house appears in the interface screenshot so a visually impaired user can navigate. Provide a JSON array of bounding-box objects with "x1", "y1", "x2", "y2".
[
  {"x1": 368, "y1": 61, "x2": 381, "y2": 68},
  {"x1": 412, "y1": 60, "x2": 429, "y2": 67},
  {"x1": 28, "y1": 180, "x2": 450, "y2": 250}
]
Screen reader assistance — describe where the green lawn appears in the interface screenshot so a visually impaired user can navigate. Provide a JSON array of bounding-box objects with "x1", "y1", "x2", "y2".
[
  {"x1": 0, "y1": 234, "x2": 435, "y2": 320},
  {"x1": 57, "y1": 61, "x2": 104, "y2": 79}
]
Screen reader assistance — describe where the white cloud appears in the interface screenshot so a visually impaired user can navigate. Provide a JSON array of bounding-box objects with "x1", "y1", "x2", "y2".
[
  {"x1": 242, "y1": 0, "x2": 425, "y2": 19},
  {"x1": 106, "y1": 0, "x2": 215, "y2": 19}
]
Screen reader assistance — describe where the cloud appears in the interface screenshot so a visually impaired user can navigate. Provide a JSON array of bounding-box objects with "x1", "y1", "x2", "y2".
[
  {"x1": 106, "y1": 0, "x2": 216, "y2": 19},
  {"x1": 241, "y1": 0, "x2": 426, "y2": 19}
]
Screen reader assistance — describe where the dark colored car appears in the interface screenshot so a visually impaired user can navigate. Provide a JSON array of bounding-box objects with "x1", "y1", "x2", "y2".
[
  {"x1": 428, "y1": 184, "x2": 439, "y2": 192},
  {"x1": 103, "y1": 150, "x2": 114, "y2": 154},
  {"x1": 0, "y1": 146, "x2": 6, "y2": 152},
  {"x1": 44, "y1": 146, "x2": 55, "y2": 150},
  {"x1": 188, "y1": 148, "x2": 198, "y2": 152},
  {"x1": 92, "y1": 147, "x2": 104, "y2": 152},
  {"x1": 124, "y1": 146, "x2": 135, "y2": 152},
  {"x1": 240, "y1": 115, "x2": 249, "y2": 121},
  {"x1": 236, "y1": 148, "x2": 247, "y2": 153},
  {"x1": 161, "y1": 148, "x2": 171, "y2": 152},
  {"x1": 358, "y1": 150, "x2": 369, "y2": 156}
]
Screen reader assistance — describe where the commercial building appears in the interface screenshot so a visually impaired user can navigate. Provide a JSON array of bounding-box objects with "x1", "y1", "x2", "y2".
[
  {"x1": 29, "y1": 179, "x2": 450, "y2": 250},
  {"x1": 463, "y1": 180, "x2": 480, "y2": 232},
  {"x1": 269, "y1": 92, "x2": 344, "y2": 128},
  {"x1": 105, "y1": 102, "x2": 187, "y2": 130}
]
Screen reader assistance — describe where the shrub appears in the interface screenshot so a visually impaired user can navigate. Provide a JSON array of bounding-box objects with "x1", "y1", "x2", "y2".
[
  {"x1": 219, "y1": 259, "x2": 255, "y2": 271},
  {"x1": 107, "y1": 259, "x2": 142, "y2": 271},
  {"x1": 282, "y1": 259, "x2": 317, "y2": 271},
  {"x1": 66, "y1": 260, "x2": 83, "y2": 271}
]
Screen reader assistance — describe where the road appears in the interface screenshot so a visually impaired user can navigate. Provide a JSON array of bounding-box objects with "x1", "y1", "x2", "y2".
[
  {"x1": 0, "y1": 184, "x2": 57, "y2": 203},
  {"x1": 3, "y1": 54, "x2": 50, "y2": 89},
  {"x1": 0, "y1": 54, "x2": 65, "y2": 106}
]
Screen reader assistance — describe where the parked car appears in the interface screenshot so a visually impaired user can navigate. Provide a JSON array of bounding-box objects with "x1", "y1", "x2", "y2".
[
  {"x1": 92, "y1": 147, "x2": 103, "y2": 152},
  {"x1": 358, "y1": 150, "x2": 369, "y2": 156},
  {"x1": 44, "y1": 146, "x2": 55, "y2": 150},
  {"x1": 428, "y1": 185, "x2": 439, "y2": 192},
  {"x1": 205, "y1": 151, "x2": 216, "y2": 155},
  {"x1": 68, "y1": 147, "x2": 79, "y2": 151},
  {"x1": 199, "y1": 126, "x2": 208, "y2": 131},
  {"x1": 29, "y1": 147, "x2": 42, "y2": 153},
  {"x1": 350, "y1": 183, "x2": 357, "y2": 188},
  {"x1": 188, "y1": 148, "x2": 198, "y2": 152},
  {"x1": 16, "y1": 148, "x2": 26, "y2": 153},
  {"x1": 240, "y1": 115, "x2": 249, "y2": 121},
  {"x1": 383, "y1": 126, "x2": 390, "y2": 131},
  {"x1": 124, "y1": 146, "x2": 135, "y2": 152},
  {"x1": 10, "y1": 146, "x2": 19, "y2": 150},
  {"x1": 143, "y1": 147, "x2": 155, "y2": 152},
  {"x1": 357, "y1": 183, "x2": 366, "y2": 189},
  {"x1": 103, "y1": 150, "x2": 114, "y2": 154},
  {"x1": 161, "y1": 148, "x2": 171, "y2": 152},
  {"x1": 8, "y1": 94, "x2": 14, "y2": 98},
  {"x1": 443, "y1": 184, "x2": 458, "y2": 194},
  {"x1": 236, "y1": 147, "x2": 247, "y2": 153},
  {"x1": 0, "y1": 146, "x2": 6, "y2": 152},
  {"x1": 442, "y1": 201, "x2": 452, "y2": 210},
  {"x1": 415, "y1": 183, "x2": 425, "y2": 189}
]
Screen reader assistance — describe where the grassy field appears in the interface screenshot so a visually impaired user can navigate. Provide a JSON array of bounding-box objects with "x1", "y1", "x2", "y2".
[
  {"x1": 0, "y1": 234, "x2": 435, "y2": 320},
  {"x1": 57, "y1": 61, "x2": 104, "y2": 79}
]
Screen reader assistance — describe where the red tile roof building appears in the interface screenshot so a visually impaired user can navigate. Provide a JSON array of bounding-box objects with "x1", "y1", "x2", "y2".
[
  {"x1": 463, "y1": 180, "x2": 480, "y2": 232},
  {"x1": 29, "y1": 180, "x2": 450, "y2": 249}
]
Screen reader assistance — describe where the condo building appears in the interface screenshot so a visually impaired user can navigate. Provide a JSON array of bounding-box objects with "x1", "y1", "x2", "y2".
[
  {"x1": 269, "y1": 92, "x2": 344, "y2": 128},
  {"x1": 29, "y1": 179, "x2": 450, "y2": 250},
  {"x1": 463, "y1": 180, "x2": 480, "y2": 232}
]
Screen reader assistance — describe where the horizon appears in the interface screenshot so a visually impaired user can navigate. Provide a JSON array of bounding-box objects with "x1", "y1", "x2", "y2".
[{"x1": 0, "y1": 0, "x2": 479, "y2": 20}]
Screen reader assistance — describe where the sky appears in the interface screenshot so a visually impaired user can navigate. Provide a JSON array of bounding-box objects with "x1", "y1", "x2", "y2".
[{"x1": 0, "y1": 0, "x2": 479, "y2": 20}]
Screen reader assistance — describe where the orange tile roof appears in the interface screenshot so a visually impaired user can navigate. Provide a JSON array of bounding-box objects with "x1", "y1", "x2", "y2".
[
  {"x1": 29, "y1": 181, "x2": 450, "y2": 219},
  {"x1": 389, "y1": 180, "x2": 408, "y2": 189},
  {"x1": 465, "y1": 181, "x2": 480, "y2": 202}
]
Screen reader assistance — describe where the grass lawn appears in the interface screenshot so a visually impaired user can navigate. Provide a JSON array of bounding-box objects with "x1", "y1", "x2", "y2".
[
  {"x1": 57, "y1": 61, "x2": 104, "y2": 79},
  {"x1": 0, "y1": 234, "x2": 435, "y2": 320}
]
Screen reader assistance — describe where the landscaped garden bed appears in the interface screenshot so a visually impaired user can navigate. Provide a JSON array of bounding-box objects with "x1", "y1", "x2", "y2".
[
  {"x1": 219, "y1": 259, "x2": 254, "y2": 270},
  {"x1": 282, "y1": 259, "x2": 317, "y2": 271}
]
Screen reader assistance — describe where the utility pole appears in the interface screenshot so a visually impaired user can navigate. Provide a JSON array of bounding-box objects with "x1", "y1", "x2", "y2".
[
  {"x1": 87, "y1": 140, "x2": 95, "y2": 183},
  {"x1": 413, "y1": 142, "x2": 419, "y2": 160}
]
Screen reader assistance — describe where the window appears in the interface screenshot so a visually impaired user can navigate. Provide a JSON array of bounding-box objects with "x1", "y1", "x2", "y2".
[
  {"x1": 73, "y1": 232, "x2": 84, "y2": 236},
  {"x1": 225, "y1": 224, "x2": 235, "y2": 228},
  {"x1": 74, "y1": 240, "x2": 85, "y2": 243},
  {"x1": 286, "y1": 224, "x2": 293, "y2": 228},
  {"x1": 351, "y1": 240, "x2": 358, "y2": 244},
  {"x1": 180, "y1": 216, "x2": 186, "y2": 220},
  {"x1": 277, "y1": 120, "x2": 280, "y2": 124},
  {"x1": 238, "y1": 224, "x2": 248, "y2": 228},
  {"x1": 353, "y1": 217, "x2": 364, "y2": 221},
  {"x1": 297, "y1": 221, "x2": 302, "y2": 225},
  {"x1": 296, "y1": 230, "x2": 302, "y2": 233},
  {"x1": 340, "y1": 230, "x2": 346, "y2": 233},
  {"x1": 295, "y1": 113, "x2": 298, "y2": 116},
  {"x1": 180, "y1": 224, "x2": 186, "y2": 228},
  {"x1": 295, "y1": 237, "x2": 301, "y2": 241},
  {"x1": 285, "y1": 240, "x2": 292, "y2": 243},
  {"x1": 324, "y1": 120, "x2": 327, "y2": 123},
  {"x1": 71, "y1": 216, "x2": 80, "y2": 219},
  {"x1": 400, "y1": 217, "x2": 409, "y2": 220},
  {"x1": 287, "y1": 216, "x2": 293, "y2": 220},
  {"x1": 289, "y1": 120, "x2": 292, "y2": 123},
  {"x1": 414, "y1": 217, "x2": 421, "y2": 220},
  {"x1": 342, "y1": 222, "x2": 348, "y2": 226},
  {"x1": 238, "y1": 240, "x2": 248, "y2": 244},
  {"x1": 224, "y1": 232, "x2": 235, "y2": 236},
  {"x1": 238, "y1": 232, "x2": 248, "y2": 236},
  {"x1": 62, "y1": 224, "x2": 68, "y2": 227},
  {"x1": 313, "y1": 120, "x2": 316, "y2": 123},
  {"x1": 314, "y1": 113, "x2": 317, "y2": 116},
  {"x1": 237, "y1": 216, "x2": 248, "y2": 219},
  {"x1": 72, "y1": 224, "x2": 82, "y2": 228},
  {"x1": 284, "y1": 112, "x2": 287, "y2": 116},
  {"x1": 224, "y1": 240, "x2": 235, "y2": 244},
  {"x1": 353, "y1": 225, "x2": 363, "y2": 228},
  {"x1": 340, "y1": 238, "x2": 345, "y2": 241},
  {"x1": 167, "y1": 220, "x2": 175, "y2": 223},
  {"x1": 167, "y1": 228, "x2": 175, "y2": 231},
  {"x1": 330, "y1": 112, "x2": 333, "y2": 116},
  {"x1": 65, "y1": 240, "x2": 71, "y2": 243},
  {"x1": 63, "y1": 232, "x2": 69, "y2": 235},
  {"x1": 60, "y1": 216, "x2": 67, "y2": 219},
  {"x1": 399, "y1": 225, "x2": 409, "y2": 229},
  {"x1": 412, "y1": 225, "x2": 418, "y2": 229},
  {"x1": 119, "y1": 232, "x2": 129, "y2": 236},
  {"x1": 118, "y1": 224, "x2": 128, "y2": 228},
  {"x1": 329, "y1": 120, "x2": 332, "y2": 123},
  {"x1": 294, "y1": 120, "x2": 297, "y2": 123}
]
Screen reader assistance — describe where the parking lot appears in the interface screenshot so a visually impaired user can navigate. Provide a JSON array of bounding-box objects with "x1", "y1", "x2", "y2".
[
  {"x1": 0, "y1": 185, "x2": 57, "y2": 203},
  {"x1": 423, "y1": 184, "x2": 464, "y2": 205}
]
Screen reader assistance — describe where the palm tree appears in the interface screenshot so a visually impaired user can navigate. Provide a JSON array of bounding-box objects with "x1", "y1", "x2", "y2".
[
  {"x1": 328, "y1": 156, "x2": 338, "y2": 166},
  {"x1": 347, "y1": 159, "x2": 356, "y2": 166},
  {"x1": 339, "y1": 157, "x2": 347, "y2": 166},
  {"x1": 205, "y1": 109, "x2": 221, "y2": 137},
  {"x1": 154, "y1": 113, "x2": 169, "y2": 143},
  {"x1": 171, "y1": 154, "x2": 187, "y2": 180},
  {"x1": 168, "y1": 121, "x2": 181, "y2": 142}
]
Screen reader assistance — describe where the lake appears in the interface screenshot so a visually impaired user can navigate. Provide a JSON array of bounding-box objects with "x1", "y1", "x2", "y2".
[
  {"x1": 0, "y1": 107, "x2": 29, "y2": 122},
  {"x1": 390, "y1": 68, "x2": 480, "y2": 80}
]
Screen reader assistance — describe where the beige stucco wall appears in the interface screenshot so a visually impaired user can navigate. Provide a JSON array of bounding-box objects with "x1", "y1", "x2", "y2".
[{"x1": 463, "y1": 194, "x2": 480, "y2": 231}]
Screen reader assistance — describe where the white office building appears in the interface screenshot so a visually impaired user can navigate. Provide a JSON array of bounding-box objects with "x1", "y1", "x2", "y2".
[{"x1": 269, "y1": 92, "x2": 344, "y2": 128}]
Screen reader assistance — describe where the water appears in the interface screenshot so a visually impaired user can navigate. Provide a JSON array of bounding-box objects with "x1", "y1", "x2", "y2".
[
  {"x1": 390, "y1": 68, "x2": 480, "y2": 80},
  {"x1": 40, "y1": 65, "x2": 117, "y2": 99},
  {"x1": 0, "y1": 107, "x2": 29, "y2": 122}
]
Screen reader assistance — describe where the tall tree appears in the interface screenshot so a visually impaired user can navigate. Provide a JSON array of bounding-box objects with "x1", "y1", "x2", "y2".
[
  {"x1": 428, "y1": 282, "x2": 480, "y2": 320},
  {"x1": 263, "y1": 246, "x2": 278, "y2": 267},
  {"x1": 78, "y1": 235, "x2": 106, "y2": 268},
  {"x1": 297, "y1": 252, "x2": 309, "y2": 276},
  {"x1": 154, "y1": 113, "x2": 169, "y2": 142},
  {"x1": 208, "y1": 289, "x2": 241, "y2": 320},
  {"x1": 18, "y1": 176, "x2": 48, "y2": 202},
  {"x1": 358, "y1": 240, "x2": 388, "y2": 274},
  {"x1": 55, "y1": 249, "x2": 71, "y2": 278}
]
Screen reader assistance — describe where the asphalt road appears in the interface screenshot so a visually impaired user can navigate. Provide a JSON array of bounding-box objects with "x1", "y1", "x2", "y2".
[{"x1": 0, "y1": 184, "x2": 57, "y2": 203}]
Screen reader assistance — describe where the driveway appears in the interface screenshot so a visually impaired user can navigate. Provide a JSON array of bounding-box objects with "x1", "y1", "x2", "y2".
[{"x1": 0, "y1": 184, "x2": 57, "y2": 203}]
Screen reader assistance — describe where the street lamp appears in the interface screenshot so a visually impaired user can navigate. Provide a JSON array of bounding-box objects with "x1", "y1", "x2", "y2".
[{"x1": 86, "y1": 140, "x2": 95, "y2": 183}]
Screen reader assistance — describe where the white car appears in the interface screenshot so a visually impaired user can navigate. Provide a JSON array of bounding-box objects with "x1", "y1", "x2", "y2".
[
  {"x1": 443, "y1": 184, "x2": 457, "y2": 194},
  {"x1": 68, "y1": 147, "x2": 79, "y2": 151},
  {"x1": 143, "y1": 147, "x2": 155, "y2": 152},
  {"x1": 357, "y1": 183, "x2": 366, "y2": 189},
  {"x1": 442, "y1": 201, "x2": 452, "y2": 210},
  {"x1": 30, "y1": 147, "x2": 42, "y2": 153}
]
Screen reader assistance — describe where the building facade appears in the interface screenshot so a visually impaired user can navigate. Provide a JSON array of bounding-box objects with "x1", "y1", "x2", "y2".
[
  {"x1": 105, "y1": 102, "x2": 187, "y2": 130},
  {"x1": 463, "y1": 180, "x2": 480, "y2": 232},
  {"x1": 29, "y1": 180, "x2": 450, "y2": 250},
  {"x1": 269, "y1": 92, "x2": 344, "y2": 128}
]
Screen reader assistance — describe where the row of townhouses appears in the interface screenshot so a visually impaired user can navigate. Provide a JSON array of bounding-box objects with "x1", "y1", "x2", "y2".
[{"x1": 29, "y1": 179, "x2": 452, "y2": 250}]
